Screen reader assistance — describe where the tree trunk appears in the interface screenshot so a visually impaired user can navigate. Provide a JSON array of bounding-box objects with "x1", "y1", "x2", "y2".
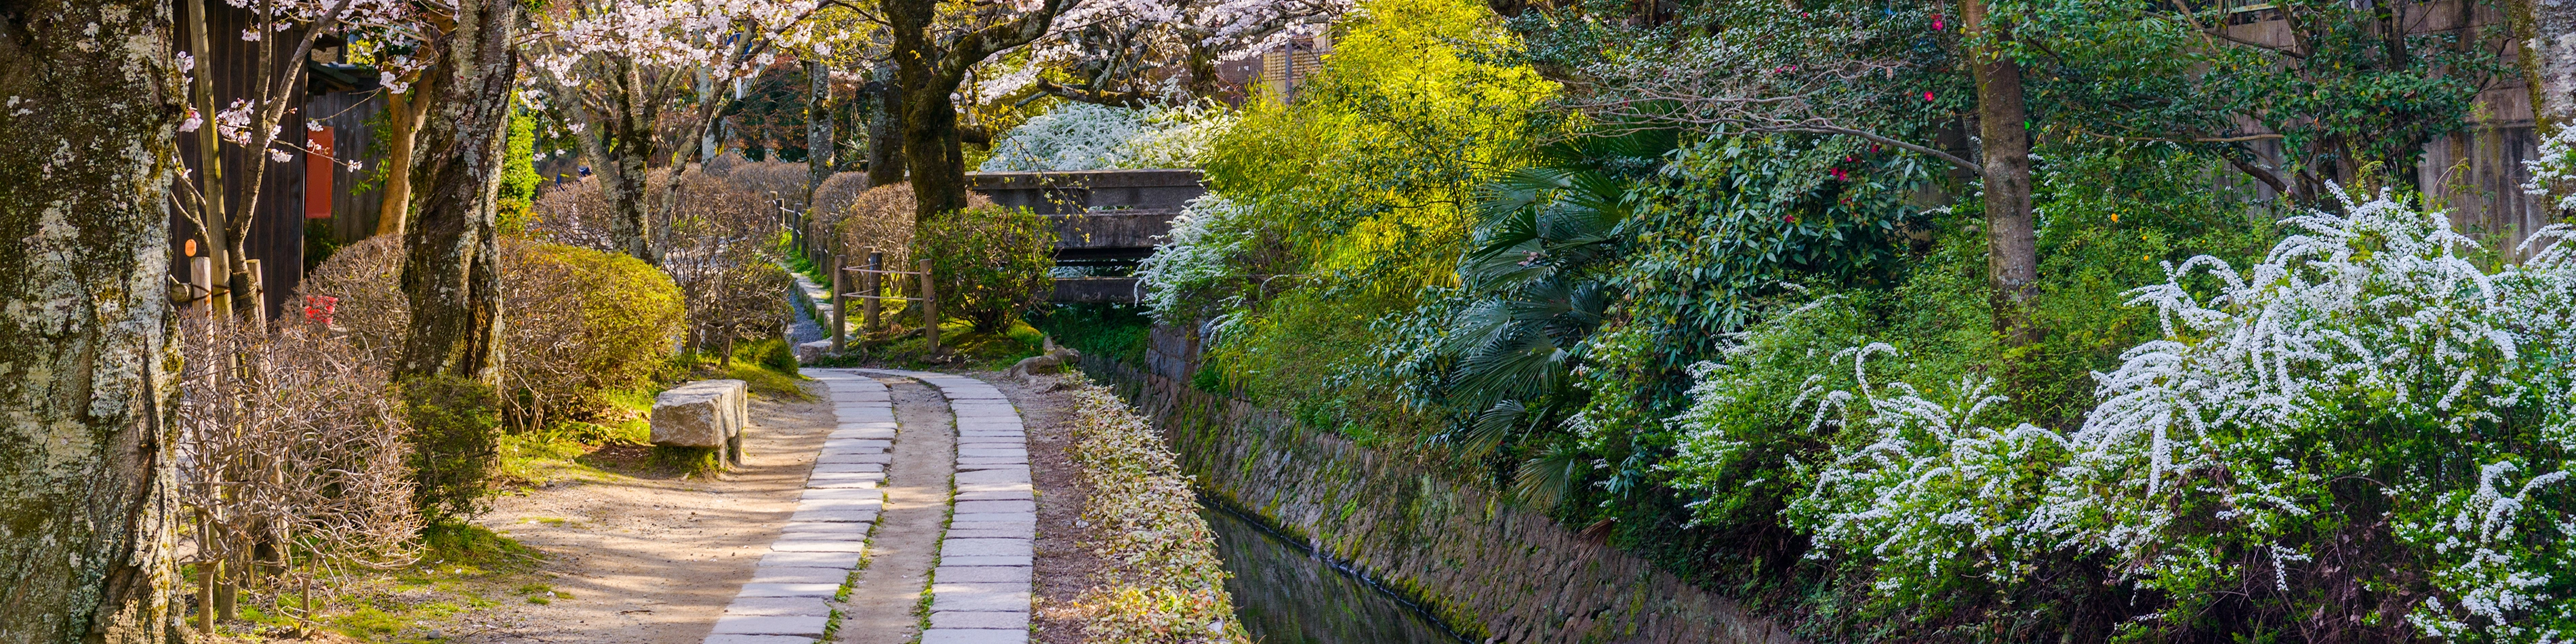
[
  {"x1": 900, "y1": 85, "x2": 969, "y2": 223},
  {"x1": 578, "y1": 59, "x2": 660, "y2": 266},
  {"x1": 1964, "y1": 0, "x2": 2040, "y2": 346},
  {"x1": 375, "y1": 85, "x2": 430, "y2": 237},
  {"x1": 2511, "y1": 0, "x2": 2576, "y2": 134},
  {"x1": 883, "y1": 0, "x2": 1066, "y2": 221},
  {"x1": 398, "y1": 0, "x2": 522, "y2": 384},
  {"x1": 806, "y1": 59, "x2": 834, "y2": 204},
  {"x1": 0, "y1": 0, "x2": 184, "y2": 640},
  {"x1": 863, "y1": 72, "x2": 906, "y2": 188}
]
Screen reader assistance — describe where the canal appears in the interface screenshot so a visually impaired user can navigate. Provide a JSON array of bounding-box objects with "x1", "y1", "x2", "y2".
[{"x1": 1201, "y1": 500, "x2": 1476, "y2": 644}]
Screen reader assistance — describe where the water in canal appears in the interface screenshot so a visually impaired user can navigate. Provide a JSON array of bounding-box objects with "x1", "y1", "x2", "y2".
[{"x1": 1201, "y1": 500, "x2": 1476, "y2": 644}]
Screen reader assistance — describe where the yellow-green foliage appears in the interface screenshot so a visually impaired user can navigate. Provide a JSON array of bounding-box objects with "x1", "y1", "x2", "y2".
[
  {"x1": 917, "y1": 203, "x2": 1056, "y2": 334},
  {"x1": 1193, "y1": 0, "x2": 1554, "y2": 419},
  {"x1": 1060, "y1": 378, "x2": 1252, "y2": 644}
]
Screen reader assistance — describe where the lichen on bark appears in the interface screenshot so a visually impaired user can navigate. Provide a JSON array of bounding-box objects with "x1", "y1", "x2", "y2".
[{"x1": 0, "y1": 0, "x2": 186, "y2": 641}]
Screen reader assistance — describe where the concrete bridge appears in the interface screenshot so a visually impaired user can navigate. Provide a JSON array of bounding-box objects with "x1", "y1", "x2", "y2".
[{"x1": 966, "y1": 169, "x2": 1201, "y2": 303}]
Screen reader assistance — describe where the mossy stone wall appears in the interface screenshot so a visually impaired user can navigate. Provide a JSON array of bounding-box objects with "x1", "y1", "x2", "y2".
[{"x1": 1077, "y1": 325, "x2": 1795, "y2": 644}]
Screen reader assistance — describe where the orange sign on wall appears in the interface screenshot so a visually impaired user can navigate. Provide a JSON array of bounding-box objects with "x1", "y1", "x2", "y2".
[{"x1": 305, "y1": 125, "x2": 334, "y2": 220}]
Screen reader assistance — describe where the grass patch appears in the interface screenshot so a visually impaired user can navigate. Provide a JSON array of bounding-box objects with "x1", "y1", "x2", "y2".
[
  {"x1": 815, "y1": 319, "x2": 1045, "y2": 371},
  {"x1": 649, "y1": 445, "x2": 726, "y2": 477},
  {"x1": 421, "y1": 523, "x2": 543, "y2": 571},
  {"x1": 1028, "y1": 302, "x2": 1153, "y2": 365},
  {"x1": 678, "y1": 338, "x2": 813, "y2": 401}
]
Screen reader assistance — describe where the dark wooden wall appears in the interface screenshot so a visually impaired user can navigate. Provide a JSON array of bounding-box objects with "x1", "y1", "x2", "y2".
[
  {"x1": 170, "y1": 2, "x2": 392, "y2": 319},
  {"x1": 308, "y1": 89, "x2": 386, "y2": 241},
  {"x1": 172, "y1": 1, "x2": 306, "y2": 319}
]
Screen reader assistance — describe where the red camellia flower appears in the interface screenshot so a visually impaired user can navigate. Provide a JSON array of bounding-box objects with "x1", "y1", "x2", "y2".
[
  {"x1": 1932, "y1": 14, "x2": 1944, "y2": 30},
  {"x1": 1925, "y1": 90, "x2": 1935, "y2": 102},
  {"x1": 1784, "y1": 214, "x2": 1800, "y2": 224},
  {"x1": 303, "y1": 295, "x2": 338, "y2": 325}
]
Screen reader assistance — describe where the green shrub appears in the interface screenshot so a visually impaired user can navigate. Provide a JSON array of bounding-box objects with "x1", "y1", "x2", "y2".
[
  {"x1": 496, "y1": 109, "x2": 540, "y2": 237},
  {"x1": 740, "y1": 337, "x2": 798, "y2": 374},
  {"x1": 917, "y1": 203, "x2": 1056, "y2": 334},
  {"x1": 403, "y1": 376, "x2": 502, "y2": 525}
]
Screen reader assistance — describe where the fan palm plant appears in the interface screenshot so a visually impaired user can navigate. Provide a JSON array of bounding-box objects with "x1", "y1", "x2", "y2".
[{"x1": 1432, "y1": 128, "x2": 1675, "y2": 476}]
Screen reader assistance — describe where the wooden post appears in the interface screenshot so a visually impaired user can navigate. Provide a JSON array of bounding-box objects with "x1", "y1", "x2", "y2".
[
  {"x1": 864, "y1": 250, "x2": 882, "y2": 334},
  {"x1": 918, "y1": 259, "x2": 938, "y2": 356},
  {"x1": 244, "y1": 258, "x2": 266, "y2": 329},
  {"x1": 828, "y1": 255, "x2": 845, "y2": 354},
  {"x1": 190, "y1": 256, "x2": 214, "y2": 317}
]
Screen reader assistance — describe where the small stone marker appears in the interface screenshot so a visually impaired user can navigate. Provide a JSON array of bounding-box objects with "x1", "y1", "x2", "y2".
[
  {"x1": 794, "y1": 339, "x2": 834, "y2": 364},
  {"x1": 651, "y1": 379, "x2": 750, "y2": 466}
]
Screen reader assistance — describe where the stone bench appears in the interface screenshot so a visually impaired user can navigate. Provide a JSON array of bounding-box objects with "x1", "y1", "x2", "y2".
[{"x1": 651, "y1": 379, "x2": 750, "y2": 466}]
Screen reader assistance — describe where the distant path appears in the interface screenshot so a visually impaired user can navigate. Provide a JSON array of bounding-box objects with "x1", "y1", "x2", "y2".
[{"x1": 784, "y1": 264, "x2": 830, "y2": 346}]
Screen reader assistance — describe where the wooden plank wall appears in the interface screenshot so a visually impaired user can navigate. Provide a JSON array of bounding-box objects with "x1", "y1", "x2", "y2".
[
  {"x1": 170, "y1": 1, "x2": 306, "y2": 319},
  {"x1": 308, "y1": 89, "x2": 386, "y2": 242}
]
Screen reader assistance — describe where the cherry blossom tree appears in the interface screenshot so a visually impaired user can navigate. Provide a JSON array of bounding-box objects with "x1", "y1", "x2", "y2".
[
  {"x1": 874, "y1": 0, "x2": 1344, "y2": 222},
  {"x1": 527, "y1": 0, "x2": 818, "y2": 264},
  {"x1": 1016, "y1": 0, "x2": 1348, "y2": 104}
]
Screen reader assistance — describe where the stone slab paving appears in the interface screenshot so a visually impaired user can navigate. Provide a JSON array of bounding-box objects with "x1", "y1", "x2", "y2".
[
  {"x1": 853, "y1": 369, "x2": 1032, "y2": 644},
  {"x1": 704, "y1": 371, "x2": 891, "y2": 643}
]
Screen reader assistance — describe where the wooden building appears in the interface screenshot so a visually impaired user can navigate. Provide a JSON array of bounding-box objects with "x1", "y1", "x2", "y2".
[{"x1": 171, "y1": 1, "x2": 386, "y2": 320}]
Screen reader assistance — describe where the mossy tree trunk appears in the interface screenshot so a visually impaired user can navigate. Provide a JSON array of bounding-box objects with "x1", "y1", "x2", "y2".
[
  {"x1": 862, "y1": 68, "x2": 905, "y2": 188},
  {"x1": 2511, "y1": 0, "x2": 2576, "y2": 136},
  {"x1": 398, "y1": 0, "x2": 522, "y2": 385},
  {"x1": 806, "y1": 58, "x2": 834, "y2": 205},
  {"x1": 0, "y1": 0, "x2": 185, "y2": 640},
  {"x1": 571, "y1": 58, "x2": 662, "y2": 266},
  {"x1": 885, "y1": 0, "x2": 1070, "y2": 223},
  {"x1": 1963, "y1": 0, "x2": 2040, "y2": 347}
]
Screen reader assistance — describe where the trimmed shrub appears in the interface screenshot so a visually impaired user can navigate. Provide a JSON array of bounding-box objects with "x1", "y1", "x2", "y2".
[
  {"x1": 500, "y1": 242, "x2": 687, "y2": 426},
  {"x1": 809, "y1": 170, "x2": 872, "y2": 222},
  {"x1": 298, "y1": 237, "x2": 685, "y2": 426},
  {"x1": 918, "y1": 203, "x2": 1056, "y2": 333},
  {"x1": 403, "y1": 375, "x2": 501, "y2": 525},
  {"x1": 722, "y1": 161, "x2": 810, "y2": 207},
  {"x1": 664, "y1": 169, "x2": 790, "y2": 355},
  {"x1": 828, "y1": 183, "x2": 922, "y2": 276}
]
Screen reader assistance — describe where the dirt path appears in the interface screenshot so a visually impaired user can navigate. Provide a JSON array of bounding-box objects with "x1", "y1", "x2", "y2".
[
  {"x1": 453, "y1": 382, "x2": 834, "y2": 644},
  {"x1": 828, "y1": 377, "x2": 956, "y2": 644}
]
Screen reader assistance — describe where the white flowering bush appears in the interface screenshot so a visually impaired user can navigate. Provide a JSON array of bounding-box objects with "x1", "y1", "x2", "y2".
[
  {"x1": 2523, "y1": 127, "x2": 2576, "y2": 216},
  {"x1": 978, "y1": 102, "x2": 1238, "y2": 172},
  {"x1": 1134, "y1": 195, "x2": 1260, "y2": 327},
  {"x1": 1667, "y1": 189, "x2": 2576, "y2": 640}
]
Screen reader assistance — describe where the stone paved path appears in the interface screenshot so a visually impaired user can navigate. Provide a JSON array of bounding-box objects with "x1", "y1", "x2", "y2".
[
  {"x1": 697, "y1": 367, "x2": 1033, "y2": 644},
  {"x1": 702, "y1": 372, "x2": 893, "y2": 644},
  {"x1": 855, "y1": 369, "x2": 1033, "y2": 644}
]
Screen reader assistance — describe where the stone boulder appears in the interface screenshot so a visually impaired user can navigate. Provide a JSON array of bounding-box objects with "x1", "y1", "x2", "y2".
[
  {"x1": 795, "y1": 340, "x2": 834, "y2": 365},
  {"x1": 651, "y1": 379, "x2": 750, "y2": 465}
]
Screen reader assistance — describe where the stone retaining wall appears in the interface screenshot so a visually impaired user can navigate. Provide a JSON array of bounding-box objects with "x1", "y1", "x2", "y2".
[{"x1": 1079, "y1": 325, "x2": 1796, "y2": 644}]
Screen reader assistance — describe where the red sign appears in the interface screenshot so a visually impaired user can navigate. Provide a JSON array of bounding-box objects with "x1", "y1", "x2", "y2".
[{"x1": 305, "y1": 125, "x2": 335, "y2": 220}]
